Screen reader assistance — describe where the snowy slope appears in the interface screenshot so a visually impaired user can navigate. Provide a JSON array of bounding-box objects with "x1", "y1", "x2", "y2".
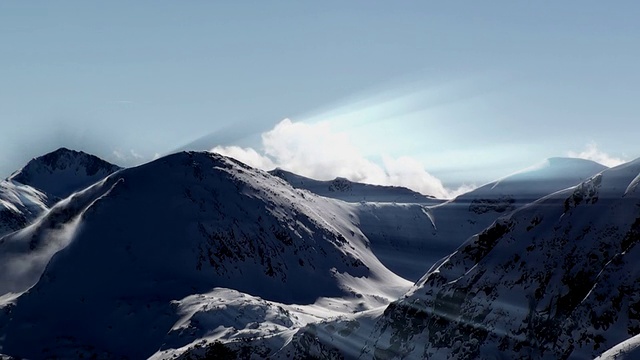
[
  {"x1": 349, "y1": 157, "x2": 606, "y2": 281},
  {"x1": 456, "y1": 157, "x2": 607, "y2": 206},
  {"x1": 8, "y1": 147, "x2": 121, "y2": 199},
  {"x1": 596, "y1": 334, "x2": 640, "y2": 360},
  {"x1": 270, "y1": 168, "x2": 442, "y2": 204},
  {"x1": 171, "y1": 157, "x2": 611, "y2": 359},
  {"x1": 0, "y1": 152, "x2": 616, "y2": 360},
  {"x1": 357, "y1": 158, "x2": 640, "y2": 359},
  {"x1": 0, "y1": 151, "x2": 410, "y2": 359},
  {"x1": 172, "y1": 296, "x2": 387, "y2": 360},
  {"x1": 1, "y1": 148, "x2": 120, "y2": 237},
  {"x1": 0, "y1": 174, "x2": 123, "y2": 296},
  {"x1": 0, "y1": 180, "x2": 49, "y2": 236}
]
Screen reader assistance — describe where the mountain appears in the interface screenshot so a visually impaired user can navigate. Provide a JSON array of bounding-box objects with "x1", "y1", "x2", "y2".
[
  {"x1": 0, "y1": 150, "x2": 620, "y2": 360},
  {"x1": 8, "y1": 147, "x2": 122, "y2": 199},
  {"x1": 269, "y1": 168, "x2": 442, "y2": 204},
  {"x1": 0, "y1": 151, "x2": 410, "y2": 359},
  {"x1": 266, "y1": 159, "x2": 605, "y2": 282},
  {"x1": 0, "y1": 180, "x2": 49, "y2": 236},
  {"x1": 357, "y1": 158, "x2": 640, "y2": 359},
  {"x1": 350, "y1": 157, "x2": 607, "y2": 281},
  {"x1": 0, "y1": 174, "x2": 123, "y2": 296},
  {"x1": 165, "y1": 157, "x2": 614, "y2": 359},
  {"x1": 1, "y1": 148, "x2": 121, "y2": 238},
  {"x1": 455, "y1": 157, "x2": 607, "y2": 207},
  {"x1": 220, "y1": 157, "x2": 633, "y2": 360}
]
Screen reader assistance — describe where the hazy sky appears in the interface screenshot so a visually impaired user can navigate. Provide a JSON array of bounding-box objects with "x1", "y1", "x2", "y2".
[{"x1": 1, "y1": 1, "x2": 638, "y2": 193}]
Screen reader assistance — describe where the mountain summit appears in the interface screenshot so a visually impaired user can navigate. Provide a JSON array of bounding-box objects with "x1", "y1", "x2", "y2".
[{"x1": 8, "y1": 147, "x2": 121, "y2": 198}]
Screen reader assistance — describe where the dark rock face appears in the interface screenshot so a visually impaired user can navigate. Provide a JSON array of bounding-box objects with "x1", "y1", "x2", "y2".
[
  {"x1": 0, "y1": 208, "x2": 26, "y2": 234},
  {"x1": 468, "y1": 196, "x2": 516, "y2": 214}
]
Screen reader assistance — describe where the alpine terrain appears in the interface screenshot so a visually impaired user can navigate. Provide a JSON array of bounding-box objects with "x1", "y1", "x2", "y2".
[{"x1": 1, "y1": 147, "x2": 637, "y2": 360}]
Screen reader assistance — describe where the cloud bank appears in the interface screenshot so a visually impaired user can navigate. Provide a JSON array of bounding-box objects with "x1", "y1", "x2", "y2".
[
  {"x1": 568, "y1": 142, "x2": 626, "y2": 167},
  {"x1": 212, "y1": 119, "x2": 471, "y2": 198}
]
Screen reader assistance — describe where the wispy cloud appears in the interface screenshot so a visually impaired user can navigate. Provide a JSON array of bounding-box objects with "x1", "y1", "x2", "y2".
[
  {"x1": 567, "y1": 142, "x2": 626, "y2": 167},
  {"x1": 129, "y1": 149, "x2": 143, "y2": 160},
  {"x1": 110, "y1": 149, "x2": 150, "y2": 166},
  {"x1": 212, "y1": 118, "x2": 473, "y2": 198},
  {"x1": 112, "y1": 150, "x2": 125, "y2": 161}
]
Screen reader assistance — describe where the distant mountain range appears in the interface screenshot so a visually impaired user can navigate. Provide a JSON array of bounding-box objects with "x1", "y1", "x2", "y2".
[
  {"x1": 269, "y1": 168, "x2": 442, "y2": 204},
  {"x1": 2, "y1": 147, "x2": 636, "y2": 360}
]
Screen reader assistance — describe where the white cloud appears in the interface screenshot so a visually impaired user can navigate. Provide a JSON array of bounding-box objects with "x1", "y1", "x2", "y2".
[
  {"x1": 211, "y1": 145, "x2": 276, "y2": 170},
  {"x1": 568, "y1": 142, "x2": 626, "y2": 167},
  {"x1": 112, "y1": 150, "x2": 125, "y2": 161},
  {"x1": 110, "y1": 149, "x2": 152, "y2": 166},
  {"x1": 130, "y1": 149, "x2": 143, "y2": 160},
  {"x1": 446, "y1": 183, "x2": 478, "y2": 198},
  {"x1": 212, "y1": 118, "x2": 470, "y2": 198},
  {"x1": 381, "y1": 155, "x2": 448, "y2": 197}
]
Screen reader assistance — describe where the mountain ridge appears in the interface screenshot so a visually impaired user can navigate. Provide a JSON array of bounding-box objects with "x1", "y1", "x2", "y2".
[
  {"x1": 269, "y1": 168, "x2": 442, "y2": 203},
  {"x1": 8, "y1": 147, "x2": 122, "y2": 199}
]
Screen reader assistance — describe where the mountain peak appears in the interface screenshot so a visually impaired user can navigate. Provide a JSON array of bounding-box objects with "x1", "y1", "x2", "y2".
[
  {"x1": 544, "y1": 156, "x2": 608, "y2": 167},
  {"x1": 8, "y1": 148, "x2": 122, "y2": 198},
  {"x1": 453, "y1": 157, "x2": 608, "y2": 203}
]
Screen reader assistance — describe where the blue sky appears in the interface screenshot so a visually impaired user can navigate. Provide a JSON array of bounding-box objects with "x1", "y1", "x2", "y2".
[{"x1": 1, "y1": 1, "x2": 639, "y2": 192}]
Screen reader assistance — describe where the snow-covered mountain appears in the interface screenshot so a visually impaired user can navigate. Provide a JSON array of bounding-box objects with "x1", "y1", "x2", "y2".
[
  {"x1": 269, "y1": 168, "x2": 442, "y2": 204},
  {"x1": 164, "y1": 157, "x2": 616, "y2": 359},
  {"x1": 0, "y1": 148, "x2": 626, "y2": 360},
  {"x1": 0, "y1": 173, "x2": 124, "y2": 296},
  {"x1": 350, "y1": 157, "x2": 607, "y2": 281},
  {"x1": 455, "y1": 157, "x2": 607, "y2": 208},
  {"x1": 0, "y1": 180, "x2": 49, "y2": 236},
  {"x1": 0, "y1": 148, "x2": 120, "y2": 238},
  {"x1": 8, "y1": 147, "x2": 121, "y2": 199},
  {"x1": 344, "y1": 158, "x2": 640, "y2": 359},
  {"x1": 0, "y1": 151, "x2": 410, "y2": 359}
]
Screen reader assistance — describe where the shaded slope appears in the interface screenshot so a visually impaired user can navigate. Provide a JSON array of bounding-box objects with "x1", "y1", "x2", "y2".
[
  {"x1": 0, "y1": 180, "x2": 49, "y2": 236},
  {"x1": 0, "y1": 151, "x2": 408, "y2": 359},
  {"x1": 0, "y1": 175, "x2": 122, "y2": 296}
]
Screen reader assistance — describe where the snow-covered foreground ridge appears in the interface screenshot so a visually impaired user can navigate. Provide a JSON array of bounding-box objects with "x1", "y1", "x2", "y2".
[{"x1": 0, "y1": 147, "x2": 632, "y2": 360}]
